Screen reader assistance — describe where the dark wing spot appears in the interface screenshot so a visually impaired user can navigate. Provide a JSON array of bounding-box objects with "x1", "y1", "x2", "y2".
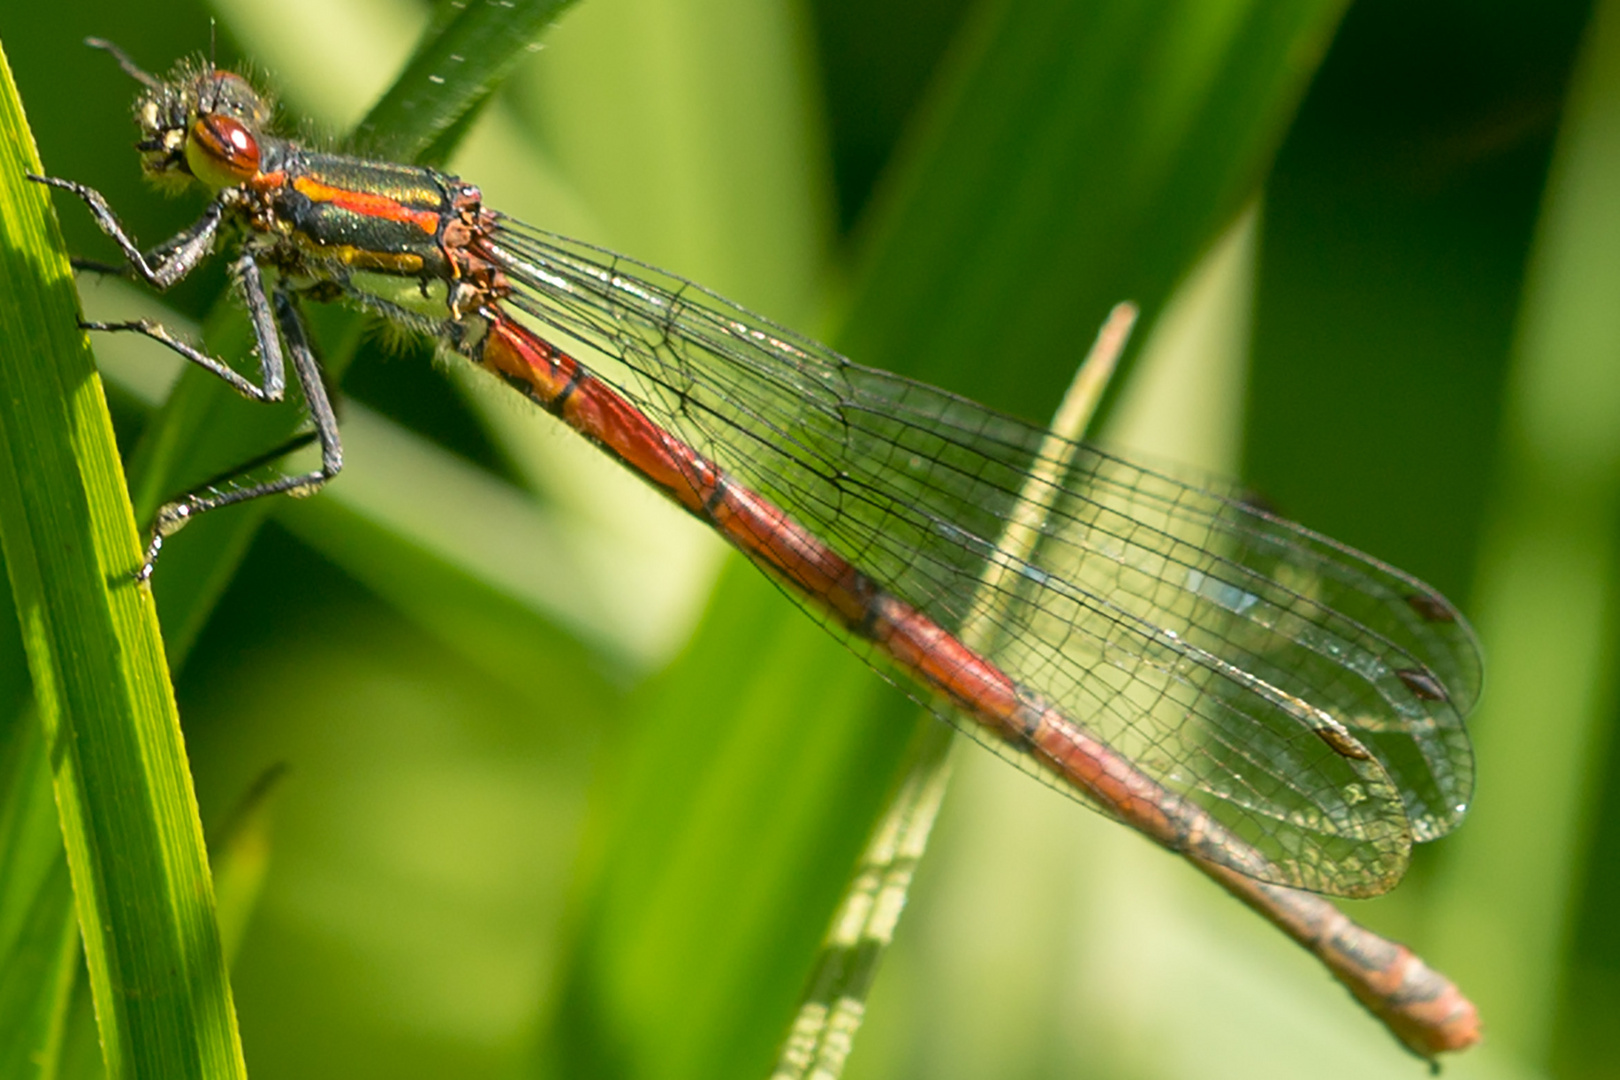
[
  {"x1": 1397, "y1": 668, "x2": 1448, "y2": 703},
  {"x1": 1237, "y1": 487, "x2": 1282, "y2": 517},
  {"x1": 1315, "y1": 725, "x2": 1373, "y2": 761},
  {"x1": 1406, "y1": 592, "x2": 1458, "y2": 623}
]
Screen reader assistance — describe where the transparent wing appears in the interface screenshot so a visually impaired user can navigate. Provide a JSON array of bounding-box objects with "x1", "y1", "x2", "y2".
[{"x1": 484, "y1": 219, "x2": 1479, "y2": 897}]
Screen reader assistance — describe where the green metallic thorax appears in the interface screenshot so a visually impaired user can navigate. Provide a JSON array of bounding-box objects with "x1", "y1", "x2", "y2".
[{"x1": 242, "y1": 141, "x2": 478, "y2": 323}]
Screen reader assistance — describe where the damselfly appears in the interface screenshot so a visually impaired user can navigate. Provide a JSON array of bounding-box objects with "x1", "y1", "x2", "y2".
[{"x1": 34, "y1": 39, "x2": 1482, "y2": 1056}]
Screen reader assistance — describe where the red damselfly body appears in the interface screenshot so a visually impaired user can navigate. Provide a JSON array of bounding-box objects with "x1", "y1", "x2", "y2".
[{"x1": 33, "y1": 40, "x2": 1483, "y2": 1058}]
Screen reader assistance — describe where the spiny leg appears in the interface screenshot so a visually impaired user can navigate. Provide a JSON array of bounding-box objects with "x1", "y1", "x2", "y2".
[
  {"x1": 29, "y1": 174, "x2": 225, "y2": 289},
  {"x1": 34, "y1": 174, "x2": 288, "y2": 402},
  {"x1": 83, "y1": 253, "x2": 288, "y2": 403},
  {"x1": 140, "y1": 285, "x2": 343, "y2": 579}
]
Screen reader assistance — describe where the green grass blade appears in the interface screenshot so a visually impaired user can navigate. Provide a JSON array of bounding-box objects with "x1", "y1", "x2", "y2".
[
  {"x1": 771, "y1": 307, "x2": 1135, "y2": 1080},
  {"x1": 0, "y1": 707, "x2": 78, "y2": 1079},
  {"x1": 1426, "y1": 0, "x2": 1620, "y2": 1060},
  {"x1": 840, "y1": 0, "x2": 1347, "y2": 401},
  {"x1": 0, "y1": 36, "x2": 245, "y2": 1080},
  {"x1": 0, "y1": 459, "x2": 70, "y2": 1076},
  {"x1": 1246, "y1": 4, "x2": 1596, "y2": 1071},
  {"x1": 358, "y1": 0, "x2": 582, "y2": 164},
  {"x1": 206, "y1": 762, "x2": 286, "y2": 967}
]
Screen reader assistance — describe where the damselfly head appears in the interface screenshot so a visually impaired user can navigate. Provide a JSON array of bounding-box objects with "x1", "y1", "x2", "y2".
[{"x1": 90, "y1": 39, "x2": 273, "y2": 193}]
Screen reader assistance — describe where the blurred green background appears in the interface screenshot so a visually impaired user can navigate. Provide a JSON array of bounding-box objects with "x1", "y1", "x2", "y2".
[{"x1": 1, "y1": 0, "x2": 1618, "y2": 1077}]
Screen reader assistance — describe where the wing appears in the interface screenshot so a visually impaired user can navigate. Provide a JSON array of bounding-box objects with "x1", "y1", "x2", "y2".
[{"x1": 485, "y1": 220, "x2": 1479, "y2": 897}]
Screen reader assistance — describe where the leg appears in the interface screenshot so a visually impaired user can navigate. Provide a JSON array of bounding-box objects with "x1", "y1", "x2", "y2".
[
  {"x1": 139, "y1": 287, "x2": 343, "y2": 579},
  {"x1": 34, "y1": 174, "x2": 286, "y2": 403},
  {"x1": 28, "y1": 174, "x2": 225, "y2": 289},
  {"x1": 31, "y1": 174, "x2": 332, "y2": 578},
  {"x1": 83, "y1": 253, "x2": 288, "y2": 403},
  {"x1": 180, "y1": 430, "x2": 322, "y2": 495}
]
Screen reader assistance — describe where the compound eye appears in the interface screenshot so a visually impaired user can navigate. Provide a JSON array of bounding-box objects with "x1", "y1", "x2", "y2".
[
  {"x1": 208, "y1": 72, "x2": 273, "y2": 129},
  {"x1": 185, "y1": 114, "x2": 261, "y2": 189}
]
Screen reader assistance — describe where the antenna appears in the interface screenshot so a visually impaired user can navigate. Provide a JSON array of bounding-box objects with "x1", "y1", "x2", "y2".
[{"x1": 84, "y1": 37, "x2": 161, "y2": 89}]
